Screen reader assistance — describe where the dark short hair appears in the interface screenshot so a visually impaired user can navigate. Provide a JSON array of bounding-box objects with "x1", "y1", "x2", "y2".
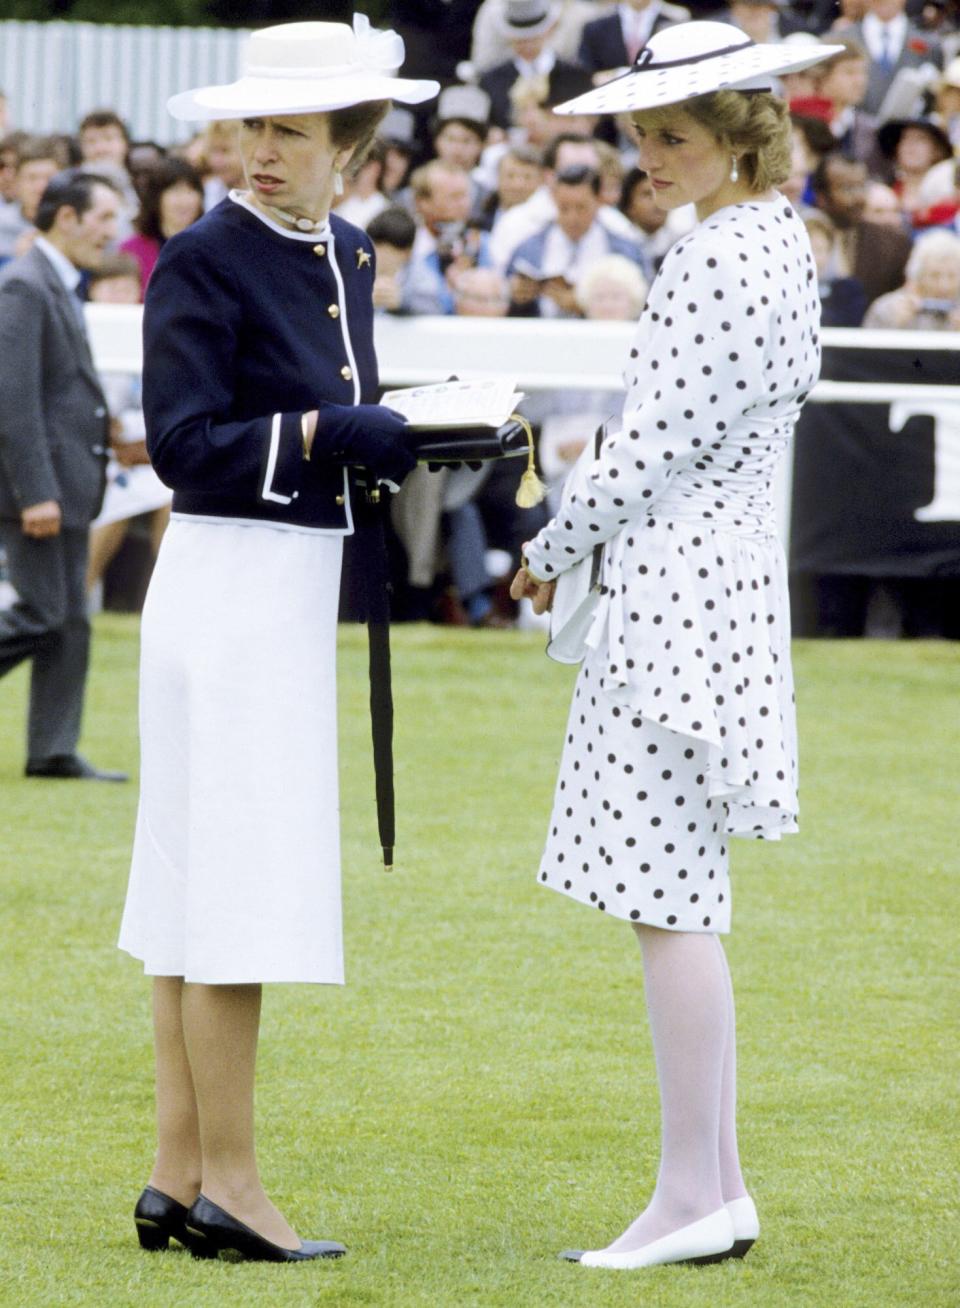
[
  {"x1": 127, "y1": 139, "x2": 167, "y2": 169},
  {"x1": 542, "y1": 132, "x2": 593, "y2": 172},
  {"x1": 0, "y1": 130, "x2": 30, "y2": 161},
  {"x1": 78, "y1": 109, "x2": 130, "y2": 141},
  {"x1": 554, "y1": 164, "x2": 601, "y2": 194},
  {"x1": 15, "y1": 134, "x2": 61, "y2": 171},
  {"x1": 502, "y1": 144, "x2": 542, "y2": 170},
  {"x1": 34, "y1": 169, "x2": 120, "y2": 233},
  {"x1": 366, "y1": 204, "x2": 416, "y2": 251},
  {"x1": 619, "y1": 166, "x2": 649, "y2": 211},
  {"x1": 49, "y1": 133, "x2": 82, "y2": 168},
  {"x1": 134, "y1": 156, "x2": 203, "y2": 241},
  {"x1": 791, "y1": 113, "x2": 835, "y2": 158},
  {"x1": 432, "y1": 115, "x2": 487, "y2": 143},
  {"x1": 811, "y1": 150, "x2": 866, "y2": 197}
]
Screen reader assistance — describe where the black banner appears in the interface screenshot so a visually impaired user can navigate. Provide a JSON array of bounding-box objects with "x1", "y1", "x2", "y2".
[{"x1": 791, "y1": 344, "x2": 960, "y2": 577}]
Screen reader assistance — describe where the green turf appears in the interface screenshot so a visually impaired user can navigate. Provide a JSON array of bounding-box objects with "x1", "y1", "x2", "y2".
[{"x1": 0, "y1": 619, "x2": 957, "y2": 1307}]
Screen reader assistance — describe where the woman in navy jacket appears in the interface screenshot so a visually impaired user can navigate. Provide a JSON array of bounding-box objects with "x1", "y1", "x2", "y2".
[{"x1": 118, "y1": 16, "x2": 437, "y2": 1263}]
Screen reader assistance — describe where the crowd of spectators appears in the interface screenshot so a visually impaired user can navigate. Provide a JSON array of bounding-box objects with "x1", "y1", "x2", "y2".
[{"x1": 1, "y1": 0, "x2": 959, "y2": 627}]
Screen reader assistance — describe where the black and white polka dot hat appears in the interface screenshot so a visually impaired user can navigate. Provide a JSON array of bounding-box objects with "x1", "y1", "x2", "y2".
[{"x1": 553, "y1": 21, "x2": 843, "y2": 116}]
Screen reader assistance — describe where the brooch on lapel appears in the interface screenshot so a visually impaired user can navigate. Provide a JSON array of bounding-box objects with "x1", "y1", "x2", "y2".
[{"x1": 356, "y1": 248, "x2": 372, "y2": 269}]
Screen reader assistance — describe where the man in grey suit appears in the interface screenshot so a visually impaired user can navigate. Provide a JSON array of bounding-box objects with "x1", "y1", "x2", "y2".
[
  {"x1": 851, "y1": 0, "x2": 943, "y2": 116},
  {"x1": 0, "y1": 170, "x2": 127, "y2": 780}
]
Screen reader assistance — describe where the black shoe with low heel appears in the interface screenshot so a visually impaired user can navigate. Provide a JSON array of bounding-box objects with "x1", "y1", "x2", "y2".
[
  {"x1": 134, "y1": 1186, "x2": 191, "y2": 1251},
  {"x1": 727, "y1": 1237, "x2": 756, "y2": 1259},
  {"x1": 184, "y1": 1195, "x2": 347, "y2": 1263}
]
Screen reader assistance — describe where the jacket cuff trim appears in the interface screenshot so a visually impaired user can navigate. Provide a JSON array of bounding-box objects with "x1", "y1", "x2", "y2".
[{"x1": 260, "y1": 412, "x2": 300, "y2": 505}]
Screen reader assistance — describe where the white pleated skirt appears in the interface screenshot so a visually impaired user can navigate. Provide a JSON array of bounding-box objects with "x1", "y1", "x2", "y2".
[{"x1": 118, "y1": 515, "x2": 346, "y2": 984}]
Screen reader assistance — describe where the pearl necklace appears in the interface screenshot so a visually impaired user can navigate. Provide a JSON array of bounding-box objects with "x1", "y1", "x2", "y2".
[{"x1": 263, "y1": 203, "x2": 330, "y2": 234}]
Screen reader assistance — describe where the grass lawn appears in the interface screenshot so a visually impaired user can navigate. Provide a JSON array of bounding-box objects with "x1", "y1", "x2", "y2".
[{"x1": 0, "y1": 618, "x2": 957, "y2": 1307}]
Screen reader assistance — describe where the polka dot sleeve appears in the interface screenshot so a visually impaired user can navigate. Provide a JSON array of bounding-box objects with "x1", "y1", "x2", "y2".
[{"x1": 524, "y1": 236, "x2": 769, "y2": 581}]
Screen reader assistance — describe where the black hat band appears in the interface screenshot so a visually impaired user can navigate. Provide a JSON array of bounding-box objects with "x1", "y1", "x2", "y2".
[{"x1": 632, "y1": 35, "x2": 755, "y2": 71}]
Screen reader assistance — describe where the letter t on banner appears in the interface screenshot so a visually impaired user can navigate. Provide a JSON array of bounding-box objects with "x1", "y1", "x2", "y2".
[{"x1": 889, "y1": 401, "x2": 960, "y2": 523}]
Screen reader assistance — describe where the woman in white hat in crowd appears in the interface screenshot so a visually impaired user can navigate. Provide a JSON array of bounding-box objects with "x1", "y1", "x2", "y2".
[
  {"x1": 512, "y1": 21, "x2": 841, "y2": 1270},
  {"x1": 117, "y1": 16, "x2": 437, "y2": 1263}
]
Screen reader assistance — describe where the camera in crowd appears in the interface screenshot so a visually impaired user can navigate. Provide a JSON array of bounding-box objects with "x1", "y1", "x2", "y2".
[{"x1": 435, "y1": 220, "x2": 484, "y2": 276}]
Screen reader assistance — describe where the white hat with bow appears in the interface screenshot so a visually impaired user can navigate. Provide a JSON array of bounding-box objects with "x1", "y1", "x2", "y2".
[{"x1": 168, "y1": 16, "x2": 439, "y2": 121}]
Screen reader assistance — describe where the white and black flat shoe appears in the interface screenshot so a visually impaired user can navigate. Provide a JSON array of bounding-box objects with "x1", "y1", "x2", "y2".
[
  {"x1": 561, "y1": 1206, "x2": 735, "y2": 1270},
  {"x1": 725, "y1": 1195, "x2": 759, "y2": 1259}
]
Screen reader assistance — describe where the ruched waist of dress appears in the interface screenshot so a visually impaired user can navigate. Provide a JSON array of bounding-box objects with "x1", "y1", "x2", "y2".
[
  {"x1": 647, "y1": 486, "x2": 776, "y2": 540},
  {"x1": 643, "y1": 409, "x2": 797, "y2": 538}
]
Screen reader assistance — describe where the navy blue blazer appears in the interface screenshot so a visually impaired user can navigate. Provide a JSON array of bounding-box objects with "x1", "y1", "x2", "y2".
[
  {"x1": 479, "y1": 59, "x2": 592, "y2": 130},
  {"x1": 577, "y1": 9, "x2": 688, "y2": 73},
  {"x1": 143, "y1": 197, "x2": 379, "y2": 532}
]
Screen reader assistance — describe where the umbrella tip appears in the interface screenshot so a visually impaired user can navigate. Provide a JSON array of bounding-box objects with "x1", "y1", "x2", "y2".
[{"x1": 382, "y1": 846, "x2": 394, "y2": 870}]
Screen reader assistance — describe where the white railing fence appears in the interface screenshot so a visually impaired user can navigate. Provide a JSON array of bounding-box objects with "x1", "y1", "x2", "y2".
[
  {"x1": 84, "y1": 306, "x2": 960, "y2": 552},
  {"x1": 1, "y1": 20, "x2": 248, "y2": 144}
]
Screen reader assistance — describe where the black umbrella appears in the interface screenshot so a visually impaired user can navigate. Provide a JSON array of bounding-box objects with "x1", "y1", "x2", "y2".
[
  {"x1": 353, "y1": 484, "x2": 395, "y2": 869},
  {"x1": 353, "y1": 417, "x2": 542, "y2": 870}
]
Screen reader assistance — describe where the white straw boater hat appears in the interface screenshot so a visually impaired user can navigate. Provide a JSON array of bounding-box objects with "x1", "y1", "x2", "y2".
[
  {"x1": 167, "y1": 15, "x2": 439, "y2": 121},
  {"x1": 553, "y1": 21, "x2": 843, "y2": 117}
]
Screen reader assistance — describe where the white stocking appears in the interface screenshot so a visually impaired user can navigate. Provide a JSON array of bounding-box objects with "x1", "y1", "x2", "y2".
[
  {"x1": 715, "y1": 934, "x2": 747, "y2": 1202},
  {"x1": 602, "y1": 926, "x2": 729, "y2": 1253}
]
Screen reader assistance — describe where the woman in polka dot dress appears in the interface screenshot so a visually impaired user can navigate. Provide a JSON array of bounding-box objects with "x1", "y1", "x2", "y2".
[{"x1": 511, "y1": 21, "x2": 841, "y2": 1274}]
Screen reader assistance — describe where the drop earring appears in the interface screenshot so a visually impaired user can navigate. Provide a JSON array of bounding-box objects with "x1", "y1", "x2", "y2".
[
  {"x1": 730, "y1": 155, "x2": 739, "y2": 184},
  {"x1": 333, "y1": 168, "x2": 344, "y2": 196}
]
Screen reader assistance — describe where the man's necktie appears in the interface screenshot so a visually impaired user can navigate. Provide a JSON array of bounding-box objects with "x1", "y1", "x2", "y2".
[
  {"x1": 626, "y1": 19, "x2": 643, "y2": 64},
  {"x1": 878, "y1": 26, "x2": 894, "y2": 74}
]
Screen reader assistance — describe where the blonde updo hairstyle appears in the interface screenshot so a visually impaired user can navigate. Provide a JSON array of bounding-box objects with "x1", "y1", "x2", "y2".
[{"x1": 632, "y1": 89, "x2": 792, "y2": 193}]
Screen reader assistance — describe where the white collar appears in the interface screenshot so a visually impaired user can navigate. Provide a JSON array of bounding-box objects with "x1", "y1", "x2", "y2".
[
  {"x1": 412, "y1": 224, "x2": 437, "y2": 261},
  {"x1": 35, "y1": 235, "x2": 82, "y2": 294},
  {"x1": 229, "y1": 189, "x2": 333, "y2": 243},
  {"x1": 863, "y1": 11, "x2": 907, "y2": 40},
  {"x1": 514, "y1": 49, "x2": 556, "y2": 78}
]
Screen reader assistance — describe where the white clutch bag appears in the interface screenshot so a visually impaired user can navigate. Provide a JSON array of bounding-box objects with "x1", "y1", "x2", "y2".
[{"x1": 545, "y1": 422, "x2": 608, "y2": 666}]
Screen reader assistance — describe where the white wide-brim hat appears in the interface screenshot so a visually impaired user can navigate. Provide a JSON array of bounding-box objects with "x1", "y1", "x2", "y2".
[
  {"x1": 553, "y1": 21, "x2": 844, "y2": 117},
  {"x1": 168, "y1": 16, "x2": 439, "y2": 122}
]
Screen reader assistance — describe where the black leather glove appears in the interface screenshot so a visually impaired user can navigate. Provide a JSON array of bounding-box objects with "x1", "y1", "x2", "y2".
[{"x1": 315, "y1": 403, "x2": 416, "y2": 486}]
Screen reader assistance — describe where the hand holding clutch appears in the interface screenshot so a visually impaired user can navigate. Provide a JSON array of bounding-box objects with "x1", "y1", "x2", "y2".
[
  {"x1": 311, "y1": 403, "x2": 417, "y2": 485},
  {"x1": 510, "y1": 550, "x2": 556, "y2": 614}
]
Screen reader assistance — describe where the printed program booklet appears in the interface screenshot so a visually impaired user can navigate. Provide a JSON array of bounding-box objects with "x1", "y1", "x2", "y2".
[{"x1": 382, "y1": 378, "x2": 524, "y2": 430}]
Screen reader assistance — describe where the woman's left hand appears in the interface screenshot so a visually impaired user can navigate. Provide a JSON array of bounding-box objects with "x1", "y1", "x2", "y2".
[{"x1": 510, "y1": 561, "x2": 556, "y2": 614}]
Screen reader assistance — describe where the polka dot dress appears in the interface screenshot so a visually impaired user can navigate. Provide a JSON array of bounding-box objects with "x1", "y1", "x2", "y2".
[{"x1": 524, "y1": 199, "x2": 820, "y2": 934}]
